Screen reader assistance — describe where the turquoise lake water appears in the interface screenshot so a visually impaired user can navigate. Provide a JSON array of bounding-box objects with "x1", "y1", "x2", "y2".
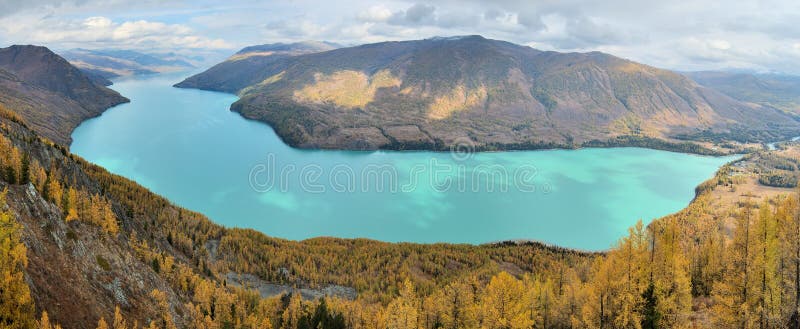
[{"x1": 70, "y1": 72, "x2": 738, "y2": 250}]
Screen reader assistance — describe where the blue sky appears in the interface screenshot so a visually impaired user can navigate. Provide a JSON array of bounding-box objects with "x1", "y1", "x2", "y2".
[{"x1": 2, "y1": 0, "x2": 800, "y2": 73}]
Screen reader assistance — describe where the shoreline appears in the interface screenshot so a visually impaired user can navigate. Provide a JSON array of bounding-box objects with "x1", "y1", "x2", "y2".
[
  {"x1": 174, "y1": 77, "x2": 796, "y2": 157},
  {"x1": 57, "y1": 76, "x2": 777, "y2": 253}
]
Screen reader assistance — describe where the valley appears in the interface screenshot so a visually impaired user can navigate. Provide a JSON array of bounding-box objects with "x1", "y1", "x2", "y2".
[{"x1": 1, "y1": 33, "x2": 800, "y2": 329}]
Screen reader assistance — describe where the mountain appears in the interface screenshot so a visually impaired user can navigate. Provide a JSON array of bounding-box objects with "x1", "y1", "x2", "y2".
[
  {"x1": 178, "y1": 35, "x2": 800, "y2": 151},
  {"x1": 0, "y1": 45, "x2": 128, "y2": 145},
  {"x1": 687, "y1": 71, "x2": 800, "y2": 115},
  {"x1": 174, "y1": 41, "x2": 339, "y2": 93},
  {"x1": 60, "y1": 48, "x2": 196, "y2": 79}
]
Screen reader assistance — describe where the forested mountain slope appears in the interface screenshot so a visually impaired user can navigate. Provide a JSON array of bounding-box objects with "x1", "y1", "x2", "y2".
[{"x1": 178, "y1": 36, "x2": 800, "y2": 151}]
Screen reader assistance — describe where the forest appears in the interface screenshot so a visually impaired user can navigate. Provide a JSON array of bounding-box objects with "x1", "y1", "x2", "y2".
[{"x1": 1, "y1": 103, "x2": 800, "y2": 328}]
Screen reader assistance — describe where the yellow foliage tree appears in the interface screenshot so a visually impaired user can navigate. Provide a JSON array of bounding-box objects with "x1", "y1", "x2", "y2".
[
  {"x1": 112, "y1": 305, "x2": 127, "y2": 329},
  {"x1": 96, "y1": 317, "x2": 108, "y2": 329},
  {"x1": 64, "y1": 188, "x2": 78, "y2": 221},
  {"x1": 282, "y1": 292, "x2": 305, "y2": 329},
  {"x1": 386, "y1": 279, "x2": 420, "y2": 329},
  {"x1": 480, "y1": 272, "x2": 531, "y2": 329},
  {"x1": 0, "y1": 188, "x2": 36, "y2": 329},
  {"x1": 151, "y1": 289, "x2": 177, "y2": 329}
]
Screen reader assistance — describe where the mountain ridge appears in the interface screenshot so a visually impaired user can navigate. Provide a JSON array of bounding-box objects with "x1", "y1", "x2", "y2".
[
  {"x1": 60, "y1": 48, "x2": 197, "y2": 80},
  {"x1": 175, "y1": 41, "x2": 340, "y2": 93},
  {"x1": 0, "y1": 45, "x2": 129, "y2": 145},
  {"x1": 686, "y1": 70, "x2": 800, "y2": 115},
  {"x1": 178, "y1": 35, "x2": 800, "y2": 151}
]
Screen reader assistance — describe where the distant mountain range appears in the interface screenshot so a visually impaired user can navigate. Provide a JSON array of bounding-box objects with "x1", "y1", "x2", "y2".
[
  {"x1": 0, "y1": 45, "x2": 129, "y2": 144},
  {"x1": 60, "y1": 48, "x2": 196, "y2": 82},
  {"x1": 177, "y1": 35, "x2": 800, "y2": 151},
  {"x1": 687, "y1": 71, "x2": 800, "y2": 115}
]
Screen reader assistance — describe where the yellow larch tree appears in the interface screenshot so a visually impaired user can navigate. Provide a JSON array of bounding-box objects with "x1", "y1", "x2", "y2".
[
  {"x1": 479, "y1": 271, "x2": 531, "y2": 329},
  {"x1": 386, "y1": 279, "x2": 420, "y2": 329},
  {"x1": 0, "y1": 188, "x2": 36, "y2": 329}
]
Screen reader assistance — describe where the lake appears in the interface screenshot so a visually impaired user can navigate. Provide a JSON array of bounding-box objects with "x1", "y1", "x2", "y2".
[{"x1": 70, "y1": 72, "x2": 738, "y2": 250}]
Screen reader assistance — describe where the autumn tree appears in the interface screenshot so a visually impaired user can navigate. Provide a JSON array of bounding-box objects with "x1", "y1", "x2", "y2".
[
  {"x1": 97, "y1": 317, "x2": 109, "y2": 329},
  {"x1": 64, "y1": 187, "x2": 78, "y2": 221},
  {"x1": 713, "y1": 198, "x2": 757, "y2": 328},
  {"x1": 38, "y1": 310, "x2": 63, "y2": 329},
  {"x1": 151, "y1": 289, "x2": 177, "y2": 329},
  {"x1": 649, "y1": 218, "x2": 692, "y2": 328},
  {"x1": 0, "y1": 188, "x2": 36, "y2": 329},
  {"x1": 29, "y1": 159, "x2": 47, "y2": 195},
  {"x1": 38, "y1": 311, "x2": 51, "y2": 329},
  {"x1": 112, "y1": 305, "x2": 128, "y2": 329},
  {"x1": 480, "y1": 271, "x2": 531, "y2": 329},
  {"x1": 282, "y1": 292, "x2": 307, "y2": 329},
  {"x1": 778, "y1": 193, "x2": 800, "y2": 327},
  {"x1": 753, "y1": 200, "x2": 781, "y2": 327},
  {"x1": 524, "y1": 275, "x2": 558, "y2": 328},
  {"x1": 45, "y1": 173, "x2": 63, "y2": 209},
  {"x1": 434, "y1": 279, "x2": 478, "y2": 329},
  {"x1": 386, "y1": 279, "x2": 420, "y2": 329},
  {"x1": 589, "y1": 220, "x2": 649, "y2": 329}
]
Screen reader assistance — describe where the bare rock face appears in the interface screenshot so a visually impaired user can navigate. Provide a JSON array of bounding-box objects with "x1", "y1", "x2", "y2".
[
  {"x1": 224, "y1": 272, "x2": 357, "y2": 301},
  {"x1": 181, "y1": 36, "x2": 800, "y2": 151}
]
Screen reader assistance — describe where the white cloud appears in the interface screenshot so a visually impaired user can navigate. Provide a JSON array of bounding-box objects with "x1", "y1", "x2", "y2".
[
  {"x1": 0, "y1": 14, "x2": 232, "y2": 50},
  {"x1": 83, "y1": 16, "x2": 113, "y2": 29},
  {"x1": 708, "y1": 39, "x2": 732, "y2": 51},
  {"x1": 357, "y1": 5, "x2": 393, "y2": 22}
]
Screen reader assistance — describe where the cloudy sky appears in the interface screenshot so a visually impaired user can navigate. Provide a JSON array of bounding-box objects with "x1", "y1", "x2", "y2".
[{"x1": 2, "y1": 0, "x2": 800, "y2": 73}]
